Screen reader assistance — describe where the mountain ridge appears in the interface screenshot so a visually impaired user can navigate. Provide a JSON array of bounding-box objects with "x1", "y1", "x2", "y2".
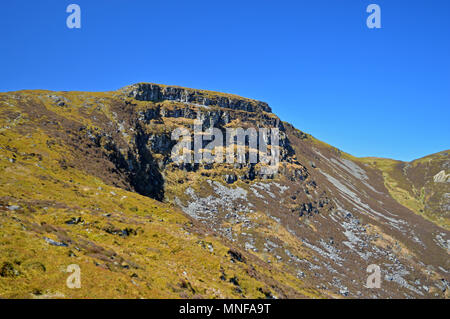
[{"x1": 0, "y1": 83, "x2": 448, "y2": 299}]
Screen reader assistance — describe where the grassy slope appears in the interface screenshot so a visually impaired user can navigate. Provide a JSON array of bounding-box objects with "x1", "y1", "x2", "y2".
[
  {"x1": 358, "y1": 153, "x2": 449, "y2": 230},
  {"x1": 283, "y1": 122, "x2": 449, "y2": 230},
  {"x1": 0, "y1": 90, "x2": 321, "y2": 299}
]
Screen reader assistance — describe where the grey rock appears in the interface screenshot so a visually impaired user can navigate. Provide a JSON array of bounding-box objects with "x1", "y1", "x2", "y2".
[{"x1": 44, "y1": 237, "x2": 68, "y2": 247}]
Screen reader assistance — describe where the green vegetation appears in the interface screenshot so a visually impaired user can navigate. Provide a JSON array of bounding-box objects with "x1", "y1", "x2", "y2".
[
  {"x1": 0, "y1": 89, "x2": 321, "y2": 299},
  {"x1": 359, "y1": 156, "x2": 449, "y2": 230}
]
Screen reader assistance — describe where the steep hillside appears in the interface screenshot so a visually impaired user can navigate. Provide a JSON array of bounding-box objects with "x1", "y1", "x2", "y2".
[
  {"x1": 360, "y1": 150, "x2": 450, "y2": 230},
  {"x1": 0, "y1": 83, "x2": 448, "y2": 299}
]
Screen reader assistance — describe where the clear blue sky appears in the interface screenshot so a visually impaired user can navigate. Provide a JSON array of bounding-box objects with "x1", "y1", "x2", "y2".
[{"x1": 1, "y1": 0, "x2": 449, "y2": 161}]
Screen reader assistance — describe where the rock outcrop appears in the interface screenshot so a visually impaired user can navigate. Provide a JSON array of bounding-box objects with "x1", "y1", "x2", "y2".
[{"x1": 122, "y1": 83, "x2": 272, "y2": 113}]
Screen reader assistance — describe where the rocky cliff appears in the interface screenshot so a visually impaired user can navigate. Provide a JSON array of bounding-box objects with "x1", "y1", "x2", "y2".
[{"x1": 122, "y1": 83, "x2": 272, "y2": 113}]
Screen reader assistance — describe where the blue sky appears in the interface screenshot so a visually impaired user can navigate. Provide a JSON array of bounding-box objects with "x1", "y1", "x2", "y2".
[{"x1": 0, "y1": 0, "x2": 449, "y2": 161}]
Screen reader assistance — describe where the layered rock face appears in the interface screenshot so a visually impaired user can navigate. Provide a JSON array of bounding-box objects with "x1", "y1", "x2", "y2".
[
  {"x1": 123, "y1": 83, "x2": 272, "y2": 113},
  {"x1": 113, "y1": 84, "x2": 297, "y2": 190},
  {"x1": 76, "y1": 84, "x2": 290, "y2": 200}
]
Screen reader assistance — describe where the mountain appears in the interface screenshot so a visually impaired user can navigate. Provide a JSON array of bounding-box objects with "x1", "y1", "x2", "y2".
[{"x1": 0, "y1": 83, "x2": 448, "y2": 299}]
